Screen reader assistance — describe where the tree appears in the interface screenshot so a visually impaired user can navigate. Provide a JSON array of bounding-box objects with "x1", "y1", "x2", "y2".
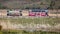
[
  {"x1": 0, "y1": 3, "x2": 8, "y2": 9},
  {"x1": 25, "y1": 7, "x2": 29, "y2": 9},
  {"x1": 58, "y1": 6, "x2": 60, "y2": 9},
  {"x1": 49, "y1": 0, "x2": 55, "y2": 9}
]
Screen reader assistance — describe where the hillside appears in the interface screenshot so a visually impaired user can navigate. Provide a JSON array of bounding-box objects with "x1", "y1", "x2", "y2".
[
  {"x1": 0, "y1": 0, "x2": 51, "y2": 9},
  {"x1": 0, "y1": 0, "x2": 60, "y2": 9},
  {"x1": 53, "y1": 0, "x2": 60, "y2": 9}
]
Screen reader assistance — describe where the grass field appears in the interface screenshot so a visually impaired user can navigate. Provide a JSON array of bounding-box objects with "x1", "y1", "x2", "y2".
[
  {"x1": 0, "y1": 30, "x2": 60, "y2": 34},
  {"x1": 0, "y1": 17, "x2": 60, "y2": 34},
  {"x1": 0, "y1": 17, "x2": 60, "y2": 25}
]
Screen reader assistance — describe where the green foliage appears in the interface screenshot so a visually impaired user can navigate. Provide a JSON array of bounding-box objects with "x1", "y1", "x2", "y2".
[
  {"x1": 2, "y1": 31, "x2": 17, "y2": 34},
  {"x1": 0, "y1": 0, "x2": 60, "y2": 9},
  {"x1": 58, "y1": 6, "x2": 60, "y2": 9},
  {"x1": 49, "y1": 0, "x2": 55, "y2": 9},
  {"x1": 31, "y1": 0, "x2": 36, "y2": 2},
  {"x1": 1, "y1": 30, "x2": 60, "y2": 34},
  {"x1": 0, "y1": 31, "x2": 3, "y2": 34},
  {"x1": 0, "y1": 3, "x2": 8, "y2": 9},
  {"x1": 2, "y1": 0, "x2": 9, "y2": 1}
]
